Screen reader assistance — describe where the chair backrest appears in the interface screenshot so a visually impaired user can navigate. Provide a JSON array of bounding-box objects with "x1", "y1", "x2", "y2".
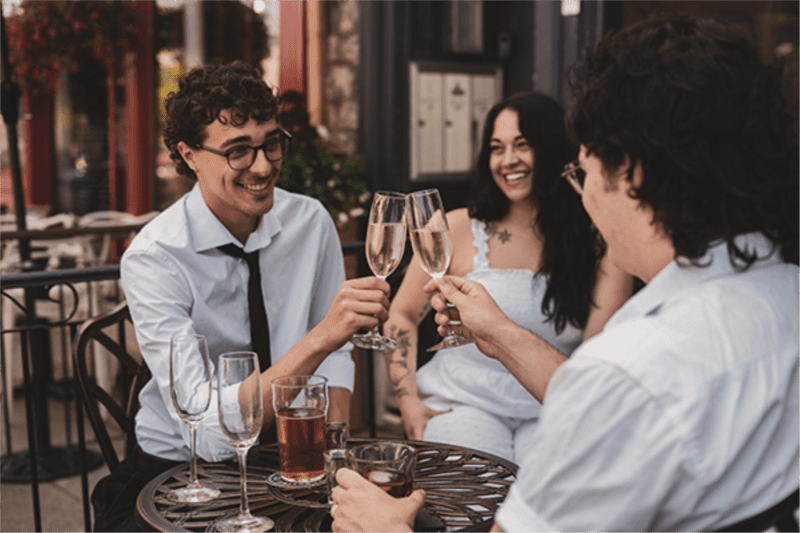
[
  {"x1": 72, "y1": 301, "x2": 150, "y2": 471},
  {"x1": 715, "y1": 489, "x2": 799, "y2": 532}
]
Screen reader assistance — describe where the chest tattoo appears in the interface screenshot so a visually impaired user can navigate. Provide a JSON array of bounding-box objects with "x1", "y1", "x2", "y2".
[{"x1": 486, "y1": 223, "x2": 512, "y2": 244}]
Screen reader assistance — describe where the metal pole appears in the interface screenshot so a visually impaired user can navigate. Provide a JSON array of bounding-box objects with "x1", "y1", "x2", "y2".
[
  {"x1": 0, "y1": 10, "x2": 32, "y2": 264},
  {"x1": 1, "y1": 18, "x2": 47, "y2": 533}
]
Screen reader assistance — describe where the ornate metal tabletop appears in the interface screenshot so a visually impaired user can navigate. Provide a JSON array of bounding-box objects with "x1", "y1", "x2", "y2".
[{"x1": 136, "y1": 437, "x2": 517, "y2": 532}]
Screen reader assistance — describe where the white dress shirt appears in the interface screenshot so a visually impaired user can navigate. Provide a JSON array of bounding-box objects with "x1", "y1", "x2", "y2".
[
  {"x1": 121, "y1": 185, "x2": 354, "y2": 462},
  {"x1": 496, "y1": 233, "x2": 799, "y2": 532}
]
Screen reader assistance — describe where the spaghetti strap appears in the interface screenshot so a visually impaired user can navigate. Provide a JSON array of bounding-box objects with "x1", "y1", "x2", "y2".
[{"x1": 471, "y1": 218, "x2": 490, "y2": 271}]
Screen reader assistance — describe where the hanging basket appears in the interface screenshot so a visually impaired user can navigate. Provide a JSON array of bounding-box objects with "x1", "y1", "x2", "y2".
[{"x1": 6, "y1": 1, "x2": 141, "y2": 95}]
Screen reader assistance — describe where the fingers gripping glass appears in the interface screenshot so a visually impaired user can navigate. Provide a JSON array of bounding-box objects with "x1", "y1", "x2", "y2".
[
  {"x1": 199, "y1": 128, "x2": 292, "y2": 171},
  {"x1": 351, "y1": 191, "x2": 408, "y2": 351},
  {"x1": 406, "y1": 189, "x2": 474, "y2": 352},
  {"x1": 561, "y1": 160, "x2": 586, "y2": 195}
]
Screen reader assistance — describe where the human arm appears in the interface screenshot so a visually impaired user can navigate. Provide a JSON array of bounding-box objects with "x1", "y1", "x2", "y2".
[
  {"x1": 383, "y1": 209, "x2": 472, "y2": 438},
  {"x1": 494, "y1": 338, "x2": 685, "y2": 532},
  {"x1": 424, "y1": 276, "x2": 567, "y2": 404},
  {"x1": 122, "y1": 248, "x2": 237, "y2": 461},
  {"x1": 384, "y1": 256, "x2": 451, "y2": 439},
  {"x1": 256, "y1": 275, "x2": 389, "y2": 429},
  {"x1": 330, "y1": 468, "x2": 425, "y2": 532}
]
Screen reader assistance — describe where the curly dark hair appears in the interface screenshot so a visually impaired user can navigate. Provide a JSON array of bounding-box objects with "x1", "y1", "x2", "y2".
[
  {"x1": 568, "y1": 15, "x2": 799, "y2": 267},
  {"x1": 469, "y1": 92, "x2": 598, "y2": 333},
  {"x1": 163, "y1": 61, "x2": 281, "y2": 181}
]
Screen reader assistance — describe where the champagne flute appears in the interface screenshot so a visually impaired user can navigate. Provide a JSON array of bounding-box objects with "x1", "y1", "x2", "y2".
[
  {"x1": 168, "y1": 334, "x2": 221, "y2": 503},
  {"x1": 210, "y1": 352, "x2": 273, "y2": 533},
  {"x1": 351, "y1": 191, "x2": 407, "y2": 351},
  {"x1": 406, "y1": 188, "x2": 474, "y2": 352}
]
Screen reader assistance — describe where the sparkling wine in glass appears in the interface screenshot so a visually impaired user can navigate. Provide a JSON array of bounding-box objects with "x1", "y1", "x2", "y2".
[
  {"x1": 210, "y1": 352, "x2": 273, "y2": 533},
  {"x1": 167, "y1": 334, "x2": 221, "y2": 503},
  {"x1": 351, "y1": 191, "x2": 407, "y2": 351},
  {"x1": 407, "y1": 188, "x2": 474, "y2": 352}
]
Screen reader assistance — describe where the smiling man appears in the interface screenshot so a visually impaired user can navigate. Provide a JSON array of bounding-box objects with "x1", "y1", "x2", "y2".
[{"x1": 93, "y1": 62, "x2": 391, "y2": 531}]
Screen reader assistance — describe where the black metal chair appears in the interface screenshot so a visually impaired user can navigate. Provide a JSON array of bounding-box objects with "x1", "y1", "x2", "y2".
[
  {"x1": 72, "y1": 301, "x2": 149, "y2": 472},
  {"x1": 715, "y1": 488, "x2": 799, "y2": 532}
]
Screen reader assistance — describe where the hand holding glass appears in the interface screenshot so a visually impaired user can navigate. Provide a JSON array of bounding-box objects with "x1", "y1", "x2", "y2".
[
  {"x1": 347, "y1": 441, "x2": 417, "y2": 498},
  {"x1": 210, "y1": 352, "x2": 273, "y2": 533},
  {"x1": 351, "y1": 191, "x2": 407, "y2": 351},
  {"x1": 407, "y1": 188, "x2": 474, "y2": 351},
  {"x1": 167, "y1": 334, "x2": 221, "y2": 503}
]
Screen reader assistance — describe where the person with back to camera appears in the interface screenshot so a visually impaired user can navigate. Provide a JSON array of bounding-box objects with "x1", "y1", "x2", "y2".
[
  {"x1": 330, "y1": 15, "x2": 799, "y2": 532},
  {"x1": 91, "y1": 62, "x2": 391, "y2": 531},
  {"x1": 383, "y1": 92, "x2": 633, "y2": 463}
]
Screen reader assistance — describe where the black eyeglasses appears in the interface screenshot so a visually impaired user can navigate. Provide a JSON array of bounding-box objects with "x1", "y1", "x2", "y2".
[
  {"x1": 198, "y1": 128, "x2": 292, "y2": 171},
  {"x1": 561, "y1": 160, "x2": 586, "y2": 195}
]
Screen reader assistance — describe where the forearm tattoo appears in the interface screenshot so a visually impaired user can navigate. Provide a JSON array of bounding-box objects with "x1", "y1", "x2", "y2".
[{"x1": 386, "y1": 324, "x2": 412, "y2": 399}]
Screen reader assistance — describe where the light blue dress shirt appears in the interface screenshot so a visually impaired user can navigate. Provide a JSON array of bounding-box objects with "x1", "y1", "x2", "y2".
[
  {"x1": 121, "y1": 185, "x2": 354, "y2": 462},
  {"x1": 496, "y1": 232, "x2": 799, "y2": 531}
]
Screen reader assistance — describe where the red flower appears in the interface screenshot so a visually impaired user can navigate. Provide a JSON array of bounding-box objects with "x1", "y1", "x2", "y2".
[{"x1": 90, "y1": 11, "x2": 100, "y2": 21}]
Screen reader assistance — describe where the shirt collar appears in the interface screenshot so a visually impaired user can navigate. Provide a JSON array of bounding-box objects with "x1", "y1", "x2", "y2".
[
  {"x1": 607, "y1": 232, "x2": 782, "y2": 328},
  {"x1": 186, "y1": 183, "x2": 283, "y2": 254}
]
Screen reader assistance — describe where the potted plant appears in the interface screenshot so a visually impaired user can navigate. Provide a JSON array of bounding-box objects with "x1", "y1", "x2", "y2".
[{"x1": 278, "y1": 92, "x2": 370, "y2": 231}]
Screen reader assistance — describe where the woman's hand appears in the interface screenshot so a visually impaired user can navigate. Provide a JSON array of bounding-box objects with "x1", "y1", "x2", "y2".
[
  {"x1": 331, "y1": 468, "x2": 425, "y2": 532},
  {"x1": 398, "y1": 397, "x2": 451, "y2": 441}
]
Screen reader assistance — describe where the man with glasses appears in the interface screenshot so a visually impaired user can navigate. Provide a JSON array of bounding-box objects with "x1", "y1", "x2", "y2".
[
  {"x1": 93, "y1": 62, "x2": 390, "y2": 531},
  {"x1": 330, "y1": 15, "x2": 798, "y2": 533}
]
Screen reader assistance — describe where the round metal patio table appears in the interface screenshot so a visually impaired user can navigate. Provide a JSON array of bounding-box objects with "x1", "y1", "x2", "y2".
[{"x1": 136, "y1": 437, "x2": 518, "y2": 532}]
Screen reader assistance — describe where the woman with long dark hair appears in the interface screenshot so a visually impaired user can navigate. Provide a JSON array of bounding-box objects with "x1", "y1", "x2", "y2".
[{"x1": 383, "y1": 92, "x2": 632, "y2": 463}]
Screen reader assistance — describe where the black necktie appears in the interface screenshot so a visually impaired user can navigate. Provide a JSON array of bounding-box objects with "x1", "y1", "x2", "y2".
[{"x1": 218, "y1": 244, "x2": 271, "y2": 371}]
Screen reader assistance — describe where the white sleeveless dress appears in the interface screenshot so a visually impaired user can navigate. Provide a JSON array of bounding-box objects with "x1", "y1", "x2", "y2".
[{"x1": 415, "y1": 218, "x2": 583, "y2": 462}]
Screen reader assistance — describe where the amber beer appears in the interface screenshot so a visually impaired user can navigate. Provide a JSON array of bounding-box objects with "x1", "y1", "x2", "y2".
[
  {"x1": 272, "y1": 374, "x2": 328, "y2": 484},
  {"x1": 276, "y1": 407, "x2": 326, "y2": 482},
  {"x1": 365, "y1": 470, "x2": 413, "y2": 498}
]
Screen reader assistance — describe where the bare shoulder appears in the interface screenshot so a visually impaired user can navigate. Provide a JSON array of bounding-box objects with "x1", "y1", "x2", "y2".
[
  {"x1": 447, "y1": 208, "x2": 475, "y2": 276},
  {"x1": 446, "y1": 208, "x2": 471, "y2": 232}
]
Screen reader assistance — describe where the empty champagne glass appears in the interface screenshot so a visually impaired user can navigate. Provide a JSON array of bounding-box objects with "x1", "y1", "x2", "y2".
[
  {"x1": 351, "y1": 191, "x2": 407, "y2": 351},
  {"x1": 407, "y1": 188, "x2": 474, "y2": 352},
  {"x1": 168, "y1": 334, "x2": 221, "y2": 503},
  {"x1": 210, "y1": 352, "x2": 273, "y2": 533}
]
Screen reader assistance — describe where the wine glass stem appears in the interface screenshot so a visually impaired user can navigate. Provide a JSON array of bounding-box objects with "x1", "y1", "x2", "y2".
[
  {"x1": 189, "y1": 422, "x2": 199, "y2": 486},
  {"x1": 238, "y1": 448, "x2": 250, "y2": 516},
  {"x1": 369, "y1": 274, "x2": 388, "y2": 338},
  {"x1": 444, "y1": 301, "x2": 460, "y2": 337}
]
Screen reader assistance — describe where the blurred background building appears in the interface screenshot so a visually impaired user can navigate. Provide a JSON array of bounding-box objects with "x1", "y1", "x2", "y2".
[{"x1": 1, "y1": 0, "x2": 797, "y2": 222}]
